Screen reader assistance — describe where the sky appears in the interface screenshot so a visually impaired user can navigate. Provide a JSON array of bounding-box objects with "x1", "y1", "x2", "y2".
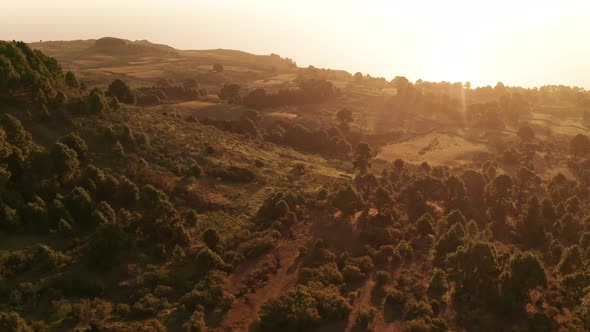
[{"x1": 2, "y1": 0, "x2": 590, "y2": 88}]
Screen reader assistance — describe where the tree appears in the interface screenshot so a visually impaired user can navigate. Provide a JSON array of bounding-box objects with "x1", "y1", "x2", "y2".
[
  {"x1": 517, "y1": 125, "x2": 535, "y2": 141},
  {"x1": 203, "y1": 228, "x2": 221, "y2": 249},
  {"x1": 503, "y1": 251, "x2": 548, "y2": 303},
  {"x1": 107, "y1": 79, "x2": 135, "y2": 104},
  {"x1": 212, "y1": 63, "x2": 224, "y2": 72},
  {"x1": 336, "y1": 108, "x2": 354, "y2": 124},
  {"x1": 118, "y1": 176, "x2": 139, "y2": 204},
  {"x1": 427, "y1": 269, "x2": 448, "y2": 299},
  {"x1": 65, "y1": 71, "x2": 79, "y2": 88},
  {"x1": 219, "y1": 84, "x2": 241, "y2": 104},
  {"x1": 50, "y1": 142, "x2": 79, "y2": 182},
  {"x1": 570, "y1": 134, "x2": 590, "y2": 157},
  {"x1": 59, "y1": 132, "x2": 88, "y2": 160},
  {"x1": 0, "y1": 311, "x2": 32, "y2": 332},
  {"x1": 353, "y1": 143, "x2": 372, "y2": 174},
  {"x1": 374, "y1": 186, "x2": 392, "y2": 213},
  {"x1": 332, "y1": 184, "x2": 364, "y2": 216},
  {"x1": 183, "y1": 78, "x2": 199, "y2": 90},
  {"x1": 87, "y1": 223, "x2": 135, "y2": 270},
  {"x1": 64, "y1": 186, "x2": 93, "y2": 224},
  {"x1": 258, "y1": 283, "x2": 351, "y2": 332},
  {"x1": 416, "y1": 213, "x2": 434, "y2": 236},
  {"x1": 87, "y1": 90, "x2": 107, "y2": 113}
]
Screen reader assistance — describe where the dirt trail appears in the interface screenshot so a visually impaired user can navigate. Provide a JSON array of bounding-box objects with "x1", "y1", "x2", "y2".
[
  {"x1": 212, "y1": 221, "x2": 311, "y2": 332},
  {"x1": 344, "y1": 279, "x2": 375, "y2": 332}
]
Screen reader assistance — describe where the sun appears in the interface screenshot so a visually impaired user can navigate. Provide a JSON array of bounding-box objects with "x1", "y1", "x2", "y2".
[{"x1": 425, "y1": 36, "x2": 480, "y2": 84}]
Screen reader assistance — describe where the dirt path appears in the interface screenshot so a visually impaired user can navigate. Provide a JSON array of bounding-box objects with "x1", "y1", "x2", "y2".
[
  {"x1": 344, "y1": 279, "x2": 375, "y2": 332},
  {"x1": 211, "y1": 221, "x2": 311, "y2": 332}
]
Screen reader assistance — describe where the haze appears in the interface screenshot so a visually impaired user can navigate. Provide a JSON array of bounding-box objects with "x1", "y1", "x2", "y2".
[{"x1": 2, "y1": 0, "x2": 590, "y2": 87}]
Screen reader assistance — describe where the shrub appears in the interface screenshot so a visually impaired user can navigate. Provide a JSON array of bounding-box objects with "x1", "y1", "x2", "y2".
[
  {"x1": 180, "y1": 270, "x2": 234, "y2": 314},
  {"x1": 131, "y1": 293, "x2": 168, "y2": 318},
  {"x1": 354, "y1": 306, "x2": 376, "y2": 330},
  {"x1": 0, "y1": 311, "x2": 32, "y2": 332},
  {"x1": 189, "y1": 163, "x2": 203, "y2": 177},
  {"x1": 65, "y1": 71, "x2": 78, "y2": 88},
  {"x1": 64, "y1": 187, "x2": 93, "y2": 224},
  {"x1": 427, "y1": 269, "x2": 448, "y2": 299},
  {"x1": 384, "y1": 290, "x2": 405, "y2": 319},
  {"x1": 299, "y1": 263, "x2": 344, "y2": 286},
  {"x1": 203, "y1": 228, "x2": 220, "y2": 249},
  {"x1": 182, "y1": 310, "x2": 206, "y2": 332},
  {"x1": 208, "y1": 165, "x2": 255, "y2": 182},
  {"x1": 86, "y1": 224, "x2": 135, "y2": 270},
  {"x1": 416, "y1": 213, "x2": 434, "y2": 236},
  {"x1": 21, "y1": 201, "x2": 49, "y2": 233},
  {"x1": 258, "y1": 283, "x2": 351, "y2": 331},
  {"x1": 195, "y1": 247, "x2": 224, "y2": 271},
  {"x1": 331, "y1": 184, "x2": 364, "y2": 216},
  {"x1": 50, "y1": 142, "x2": 79, "y2": 181},
  {"x1": 59, "y1": 133, "x2": 88, "y2": 160},
  {"x1": 375, "y1": 270, "x2": 391, "y2": 286},
  {"x1": 107, "y1": 79, "x2": 136, "y2": 104},
  {"x1": 213, "y1": 63, "x2": 224, "y2": 72},
  {"x1": 342, "y1": 264, "x2": 365, "y2": 282},
  {"x1": 119, "y1": 176, "x2": 139, "y2": 204}
]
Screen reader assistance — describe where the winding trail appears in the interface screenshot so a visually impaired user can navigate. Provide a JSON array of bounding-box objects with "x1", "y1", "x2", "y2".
[{"x1": 211, "y1": 221, "x2": 312, "y2": 332}]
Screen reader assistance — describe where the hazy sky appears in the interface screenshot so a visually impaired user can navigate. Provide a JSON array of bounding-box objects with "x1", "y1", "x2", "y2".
[{"x1": 2, "y1": 0, "x2": 590, "y2": 88}]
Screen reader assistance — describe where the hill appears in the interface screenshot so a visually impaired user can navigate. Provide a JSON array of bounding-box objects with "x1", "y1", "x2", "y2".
[
  {"x1": 29, "y1": 37, "x2": 299, "y2": 88},
  {"x1": 1, "y1": 39, "x2": 590, "y2": 331}
]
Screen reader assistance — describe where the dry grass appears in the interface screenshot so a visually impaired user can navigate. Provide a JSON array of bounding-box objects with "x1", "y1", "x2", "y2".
[{"x1": 377, "y1": 132, "x2": 489, "y2": 166}]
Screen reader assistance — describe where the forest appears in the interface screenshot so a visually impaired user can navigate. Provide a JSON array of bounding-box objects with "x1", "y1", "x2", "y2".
[{"x1": 1, "y1": 37, "x2": 590, "y2": 332}]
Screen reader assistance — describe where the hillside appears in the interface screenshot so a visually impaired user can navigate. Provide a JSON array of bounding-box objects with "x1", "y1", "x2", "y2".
[
  {"x1": 29, "y1": 37, "x2": 299, "y2": 89},
  {"x1": 1, "y1": 38, "x2": 590, "y2": 332}
]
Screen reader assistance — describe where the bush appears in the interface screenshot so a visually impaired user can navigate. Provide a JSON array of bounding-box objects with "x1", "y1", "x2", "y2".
[
  {"x1": 384, "y1": 290, "x2": 405, "y2": 319},
  {"x1": 427, "y1": 269, "x2": 448, "y2": 299},
  {"x1": 375, "y1": 270, "x2": 391, "y2": 287},
  {"x1": 258, "y1": 283, "x2": 351, "y2": 331},
  {"x1": 331, "y1": 184, "x2": 364, "y2": 216},
  {"x1": 203, "y1": 228, "x2": 220, "y2": 249},
  {"x1": 59, "y1": 132, "x2": 88, "y2": 160},
  {"x1": 131, "y1": 293, "x2": 168, "y2": 318},
  {"x1": 354, "y1": 306, "x2": 376, "y2": 330},
  {"x1": 342, "y1": 264, "x2": 365, "y2": 282},
  {"x1": 107, "y1": 79, "x2": 136, "y2": 104},
  {"x1": 86, "y1": 223, "x2": 135, "y2": 270},
  {"x1": 0, "y1": 311, "x2": 32, "y2": 332},
  {"x1": 416, "y1": 213, "x2": 434, "y2": 236},
  {"x1": 195, "y1": 247, "x2": 224, "y2": 271},
  {"x1": 118, "y1": 176, "x2": 139, "y2": 204},
  {"x1": 189, "y1": 163, "x2": 203, "y2": 177},
  {"x1": 64, "y1": 187, "x2": 93, "y2": 224},
  {"x1": 208, "y1": 165, "x2": 255, "y2": 182},
  {"x1": 180, "y1": 270, "x2": 234, "y2": 314}
]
